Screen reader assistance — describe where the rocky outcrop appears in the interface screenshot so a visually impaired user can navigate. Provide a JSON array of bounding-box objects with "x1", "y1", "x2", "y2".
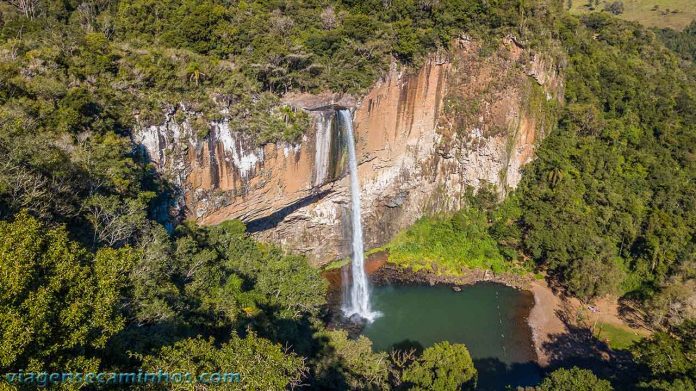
[{"x1": 134, "y1": 36, "x2": 563, "y2": 265}]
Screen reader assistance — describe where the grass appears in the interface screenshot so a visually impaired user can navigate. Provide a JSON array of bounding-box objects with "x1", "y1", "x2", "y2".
[
  {"x1": 322, "y1": 258, "x2": 350, "y2": 271},
  {"x1": 568, "y1": 0, "x2": 696, "y2": 30},
  {"x1": 593, "y1": 321, "x2": 645, "y2": 350},
  {"x1": 379, "y1": 209, "x2": 531, "y2": 277}
]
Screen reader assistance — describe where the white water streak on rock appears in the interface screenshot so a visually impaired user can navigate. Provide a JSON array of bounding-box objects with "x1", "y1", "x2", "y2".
[
  {"x1": 313, "y1": 111, "x2": 333, "y2": 187},
  {"x1": 214, "y1": 120, "x2": 263, "y2": 179}
]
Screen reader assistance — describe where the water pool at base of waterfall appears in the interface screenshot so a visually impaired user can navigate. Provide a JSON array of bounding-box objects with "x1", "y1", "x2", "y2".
[{"x1": 361, "y1": 282, "x2": 542, "y2": 390}]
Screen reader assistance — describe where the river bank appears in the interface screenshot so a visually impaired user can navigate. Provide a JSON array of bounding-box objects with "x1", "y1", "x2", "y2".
[
  {"x1": 324, "y1": 251, "x2": 650, "y2": 370},
  {"x1": 368, "y1": 259, "x2": 556, "y2": 366},
  {"x1": 325, "y1": 252, "x2": 540, "y2": 359},
  {"x1": 528, "y1": 279, "x2": 567, "y2": 366}
]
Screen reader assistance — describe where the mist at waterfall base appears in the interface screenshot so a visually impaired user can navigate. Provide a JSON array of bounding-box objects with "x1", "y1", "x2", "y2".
[
  {"x1": 338, "y1": 109, "x2": 381, "y2": 322},
  {"x1": 362, "y1": 283, "x2": 542, "y2": 390}
]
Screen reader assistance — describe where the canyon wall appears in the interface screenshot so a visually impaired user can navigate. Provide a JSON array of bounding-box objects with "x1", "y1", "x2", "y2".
[{"x1": 134, "y1": 36, "x2": 563, "y2": 265}]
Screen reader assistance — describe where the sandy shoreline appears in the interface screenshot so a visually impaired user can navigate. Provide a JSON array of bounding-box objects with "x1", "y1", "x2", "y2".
[
  {"x1": 325, "y1": 254, "x2": 647, "y2": 368},
  {"x1": 372, "y1": 264, "x2": 566, "y2": 366},
  {"x1": 357, "y1": 257, "x2": 555, "y2": 364},
  {"x1": 527, "y1": 279, "x2": 567, "y2": 366}
]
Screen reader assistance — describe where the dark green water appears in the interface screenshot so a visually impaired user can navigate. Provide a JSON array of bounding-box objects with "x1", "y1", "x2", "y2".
[{"x1": 361, "y1": 283, "x2": 541, "y2": 390}]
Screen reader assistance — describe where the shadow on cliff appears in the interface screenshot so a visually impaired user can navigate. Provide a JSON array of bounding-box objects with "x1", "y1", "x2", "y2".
[
  {"x1": 246, "y1": 189, "x2": 333, "y2": 233},
  {"x1": 135, "y1": 141, "x2": 185, "y2": 232}
]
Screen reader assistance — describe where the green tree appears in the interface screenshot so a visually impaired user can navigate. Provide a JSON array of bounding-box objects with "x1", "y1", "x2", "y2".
[
  {"x1": 539, "y1": 367, "x2": 613, "y2": 391},
  {"x1": 0, "y1": 212, "x2": 138, "y2": 371},
  {"x1": 519, "y1": 13, "x2": 696, "y2": 305},
  {"x1": 142, "y1": 333, "x2": 307, "y2": 390},
  {"x1": 631, "y1": 322, "x2": 696, "y2": 389},
  {"x1": 158, "y1": 0, "x2": 228, "y2": 54},
  {"x1": 656, "y1": 20, "x2": 696, "y2": 61},
  {"x1": 402, "y1": 342, "x2": 477, "y2": 391},
  {"x1": 312, "y1": 329, "x2": 390, "y2": 391},
  {"x1": 216, "y1": 221, "x2": 328, "y2": 320},
  {"x1": 604, "y1": 1, "x2": 624, "y2": 15}
]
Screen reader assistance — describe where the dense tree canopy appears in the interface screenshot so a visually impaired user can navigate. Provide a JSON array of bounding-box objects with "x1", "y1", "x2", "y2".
[
  {"x1": 312, "y1": 329, "x2": 390, "y2": 390},
  {"x1": 656, "y1": 20, "x2": 696, "y2": 62},
  {"x1": 631, "y1": 321, "x2": 696, "y2": 390},
  {"x1": 0, "y1": 212, "x2": 138, "y2": 372},
  {"x1": 538, "y1": 367, "x2": 613, "y2": 391},
  {"x1": 1, "y1": 0, "x2": 695, "y2": 389},
  {"x1": 141, "y1": 333, "x2": 307, "y2": 390},
  {"x1": 401, "y1": 342, "x2": 477, "y2": 391},
  {"x1": 518, "y1": 13, "x2": 696, "y2": 311}
]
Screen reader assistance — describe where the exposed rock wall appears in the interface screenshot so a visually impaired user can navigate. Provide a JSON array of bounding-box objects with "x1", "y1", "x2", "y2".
[{"x1": 134, "y1": 37, "x2": 563, "y2": 265}]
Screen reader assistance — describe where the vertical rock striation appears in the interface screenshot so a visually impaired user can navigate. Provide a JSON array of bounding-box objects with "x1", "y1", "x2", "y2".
[{"x1": 134, "y1": 37, "x2": 563, "y2": 265}]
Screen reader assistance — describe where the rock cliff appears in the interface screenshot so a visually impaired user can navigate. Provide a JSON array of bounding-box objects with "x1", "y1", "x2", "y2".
[{"x1": 134, "y1": 36, "x2": 563, "y2": 265}]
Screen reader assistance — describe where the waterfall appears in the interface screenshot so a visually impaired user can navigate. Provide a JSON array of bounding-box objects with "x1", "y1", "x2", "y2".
[{"x1": 339, "y1": 109, "x2": 380, "y2": 322}]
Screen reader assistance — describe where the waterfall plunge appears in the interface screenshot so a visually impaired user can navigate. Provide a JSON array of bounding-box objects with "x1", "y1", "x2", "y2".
[{"x1": 339, "y1": 109, "x2": 380, "y2": 322}]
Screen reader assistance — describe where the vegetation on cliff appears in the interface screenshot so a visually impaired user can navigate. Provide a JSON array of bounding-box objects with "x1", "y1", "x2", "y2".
[
  {"x1": 388, "y1": 12, "x2": 695, "y2": 332},
  {"x1": 381, "y1": 187, "x2": 531, "y2": 276},
  {"x1": 0, "y1": 0, "x2": 548, "y2": 387},
  {"x1": 0, "y1": 0, "x2": 560, "y2": 146},
  {"x1": 1, "y1": 0, "x2": 695, "y2": 389},
  {"x1": 519, "y1": 13, "x2": 695, "y2": 322}
]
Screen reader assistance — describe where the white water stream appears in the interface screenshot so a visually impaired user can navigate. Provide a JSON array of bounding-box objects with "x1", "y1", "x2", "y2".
[{"x1": 339, "y1": 109, "x2": 380, "y2": 322}]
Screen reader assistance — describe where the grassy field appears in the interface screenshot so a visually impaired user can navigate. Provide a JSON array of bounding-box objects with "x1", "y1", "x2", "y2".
[
  {"x1": 593, "y1": 321, "x2": 645, "y2": 350},
  {"x1": 569, "y1": 0, "x2": 696, "y2": 30}
]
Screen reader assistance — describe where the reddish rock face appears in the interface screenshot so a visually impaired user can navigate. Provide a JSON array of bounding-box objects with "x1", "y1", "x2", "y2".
[{"x1": 135, "y1": 37, "x2": 563, "y2": 265}]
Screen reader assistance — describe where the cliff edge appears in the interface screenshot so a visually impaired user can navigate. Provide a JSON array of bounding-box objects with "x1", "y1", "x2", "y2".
[{"x1": 135, "y1": 36, "x2": 563, "y2": 265}]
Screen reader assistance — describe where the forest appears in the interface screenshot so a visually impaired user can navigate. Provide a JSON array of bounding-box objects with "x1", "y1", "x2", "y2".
[{"x1": 0, "y1": 0, "x2": 694, "y2": 389}]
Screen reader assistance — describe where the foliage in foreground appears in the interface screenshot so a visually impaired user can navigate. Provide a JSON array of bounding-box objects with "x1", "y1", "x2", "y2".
[
  {"x1": 0, "y1": 212, "x2": 138, "y2": 372},
  {"x1": 141, "y1": 334, "x2": 306, "y2": 390},
  {"x1": 538, "y1": 367, "x2": 613, "y2": 391},
  {"x1": 631, "y1": 321, "x2": 696, "y2": 390},
  {"x1": 312, "y1": 329, "x2": 390, "y2": 390},
  {"x1": 0, "y1": 212, "x2": 326, "y2": 389},
  {"x1": 401, "y1": 342, "x2": 477, "y2": 391}
]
